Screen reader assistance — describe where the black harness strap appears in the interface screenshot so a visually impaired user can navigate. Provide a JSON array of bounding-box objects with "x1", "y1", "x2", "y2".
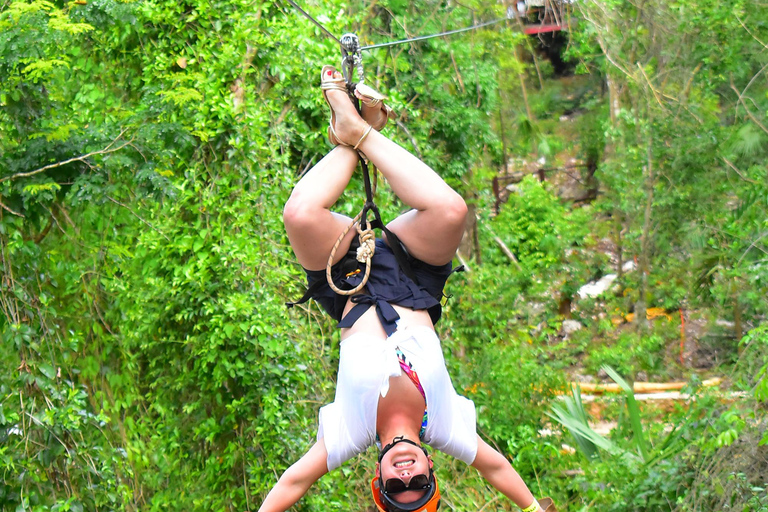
[
  {"x1": 357, "y1": 158, "x2": 420, "y2": 287},
  {"x1": 286, "y1": 277, "x2": 326, "y2": 308}
]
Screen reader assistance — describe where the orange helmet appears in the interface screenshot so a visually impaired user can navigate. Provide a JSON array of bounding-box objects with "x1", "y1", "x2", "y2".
[{"x1": 370, "y1": 472, "x2": 441, "y2": 512}]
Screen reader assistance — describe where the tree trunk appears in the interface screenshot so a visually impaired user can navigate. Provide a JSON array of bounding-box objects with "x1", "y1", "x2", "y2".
[
  {"x1": 516, "y1": 47, "x2": 535, "y2": 125},
  {"x1": 635, "y1": 135, "x2": 655, "y2": 331},
  {"x1": 607, "y1": 74, "x2": 620, "y2": 124},
  {"x1": 616, "y1": 218, "x2": 624, "y2": 281},
  {"x1": 498, "y1": 75, "x2": 509, "y2": 174},
  {"x1": 460, "y1": 201, "x2": 480, "y2": 263},
  {"x1": 734, "y1": 291, "x2": 743, "y2": 342}
]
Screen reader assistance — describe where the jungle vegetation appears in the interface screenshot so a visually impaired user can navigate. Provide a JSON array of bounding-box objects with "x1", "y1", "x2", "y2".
[{"x1": 1, "y1": 0, "x2": 767, "y2": 510}]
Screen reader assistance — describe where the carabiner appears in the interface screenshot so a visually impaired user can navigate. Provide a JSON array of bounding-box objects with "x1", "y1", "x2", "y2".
[{"x1": 340, "y1": 33, "x2": 364, "y2": 86}]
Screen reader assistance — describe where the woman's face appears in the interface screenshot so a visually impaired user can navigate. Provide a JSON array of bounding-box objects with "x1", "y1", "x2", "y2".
[{"x1": 378, "y1": 441, "x2": 433, "y2": 504}]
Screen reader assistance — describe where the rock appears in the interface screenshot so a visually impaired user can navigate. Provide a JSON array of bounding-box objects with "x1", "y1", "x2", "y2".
[
  {"x1": 524, "y1": 301, "x2": 547, "y2": 317},
  {"x1": 577, "y1": 273, "x2": 618, "y2": 299},
  {"x1": 561, "y1": 319, "x2": 583, "y2": 336}
]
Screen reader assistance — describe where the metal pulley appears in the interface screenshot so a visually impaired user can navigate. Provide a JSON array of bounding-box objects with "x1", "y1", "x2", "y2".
[{"x1": 340, "y1": 33, "x2": 364, "y2": 87}]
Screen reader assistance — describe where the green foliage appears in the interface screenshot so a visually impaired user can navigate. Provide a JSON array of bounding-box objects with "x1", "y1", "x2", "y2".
[
  {"x1": 585, "y1": 331, "x2": 667, "y2": 377},
  {"x1": 491, "y1": 176, "x2": 591, "y2": 273},
  {"x1": 550, "y1": 366, "x2": 687, "y2": 466},
  {"x1": 571, "y1": 0, "x2": 768, "y2": 327},
  {"x1": 549, "y1": 369, "x2": 735, "y2": 511},
  {"x1": 479, "y1": 176, "x2": 598, "y2": 331},
  {"x1": 493, "y1": 176, "x2": 569, "y2": 271},
  {"x1": 2, "y1": 0, "x2": 767, "y2": 509},
  {"x1": 455, "y1": 339, "x2": 563, "y2": 476},
  {"x1": 549, "y1": 385, "x2": 602, "y2": 461}
]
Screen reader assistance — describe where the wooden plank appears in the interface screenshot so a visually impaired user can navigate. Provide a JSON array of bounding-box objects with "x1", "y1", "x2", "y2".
[{"x1": 571, "y1": 377, "x2": 722, "y2": 395}]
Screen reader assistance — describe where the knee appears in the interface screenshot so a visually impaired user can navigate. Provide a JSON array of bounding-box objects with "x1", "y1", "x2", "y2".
[
  {"x1": 282, "y1": 193, "x2": 315, "y2": 232},
  {"x1": 442, "y1": 192, "x2": 468, "y2": 230}
]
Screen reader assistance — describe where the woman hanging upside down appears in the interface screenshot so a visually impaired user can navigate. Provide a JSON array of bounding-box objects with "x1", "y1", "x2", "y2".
[{"x1": 258, "y1": 65, "x2": 551, "y2": 512}]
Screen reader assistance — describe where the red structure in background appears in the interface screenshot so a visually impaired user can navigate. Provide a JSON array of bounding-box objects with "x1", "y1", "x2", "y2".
[
  {"x1": 513, "y1": 0, "x2": 568, "y2": 35},
  {"x1": 523, "y1": 24, "x2": 564, "y2": 35}
]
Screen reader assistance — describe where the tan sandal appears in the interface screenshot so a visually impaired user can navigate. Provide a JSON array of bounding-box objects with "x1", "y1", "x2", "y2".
[
  {"x1": 321, "y1": 65, "x2": 374, "y2": 150},
  {"x1": 355, "y1": 82, "x2": 396, "y2": 131},
  {"x1": 538, "y1": 497, "x2": 558, "y2": 512},
  {"x1": 320, "y1": 65, "x2": 349, "y2": 147}
]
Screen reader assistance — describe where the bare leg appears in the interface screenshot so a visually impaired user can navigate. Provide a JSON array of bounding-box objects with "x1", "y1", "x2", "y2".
[
  {"x1": 283, "y1": 146, "x2": 361, "y2": 271},
  {"x1": 360, "y1": 131, "x2": 467, "y2": 266},
  {"x1": 326, "y1": 72, "x2": 467, "y2": 266}
]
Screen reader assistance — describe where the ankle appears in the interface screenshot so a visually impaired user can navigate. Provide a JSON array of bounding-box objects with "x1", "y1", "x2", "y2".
[{"x1": 336, "y1": 116, "x2": 369, "y2": 147}]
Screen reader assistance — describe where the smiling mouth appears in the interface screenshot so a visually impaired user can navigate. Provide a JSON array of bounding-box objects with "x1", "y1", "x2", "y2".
[{"x1": 394, "y1": 460, "x2": 415, "y2": 468}]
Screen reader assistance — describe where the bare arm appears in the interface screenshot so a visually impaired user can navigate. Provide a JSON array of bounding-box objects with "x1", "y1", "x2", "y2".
[
  {"x1": 470, "y1": 435, "x2": 543, "y2": 512},
  {"x1": 258, "y1": 439, "x2": 330, "y2": 512}
]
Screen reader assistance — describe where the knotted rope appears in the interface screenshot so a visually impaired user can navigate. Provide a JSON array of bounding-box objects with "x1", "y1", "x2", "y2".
[{"x1": 326, "y1": 208, "x2": 377, "y2": 295}]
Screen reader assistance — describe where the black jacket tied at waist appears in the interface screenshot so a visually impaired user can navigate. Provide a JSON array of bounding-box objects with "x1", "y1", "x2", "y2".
[
  {"x1": 337, "y1": 282, "x2": 412, "y2": 336},
  {"x1": 296, "y1": 239, "x2": 458, "y2": 335}
]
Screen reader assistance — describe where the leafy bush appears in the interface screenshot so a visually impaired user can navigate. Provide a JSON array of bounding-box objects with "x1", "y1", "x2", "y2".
[{"x1": 584, "y1": 332, "x2": 667, "y2": 377}]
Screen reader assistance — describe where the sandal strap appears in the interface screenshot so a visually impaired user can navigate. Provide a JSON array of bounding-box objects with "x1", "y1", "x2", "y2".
[
  {"x1": 355, "y1": 83, "x2": 386, "y2": 101},
  {"x1": 320, "y1": 64, "x2": 348, "y2": 93},
  {"x1": 321, "y1": 81, "x2": 348, "y2": 92},
  {"x1": 353, "y1": 124, "x2": 373, "y2": 150},
  {"x1": 361, "y1": 97, "x2": 382, "y2": 107}
]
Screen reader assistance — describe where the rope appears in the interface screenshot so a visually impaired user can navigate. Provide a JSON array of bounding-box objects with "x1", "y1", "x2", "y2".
[{"x1": 326, "y1": 210, "x2": 376, "y2": 296}]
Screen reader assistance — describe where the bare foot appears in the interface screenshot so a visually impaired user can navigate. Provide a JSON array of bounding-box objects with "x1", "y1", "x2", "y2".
[{"x1": 324, "y1": 69, "x2": 369, "y2": 146}]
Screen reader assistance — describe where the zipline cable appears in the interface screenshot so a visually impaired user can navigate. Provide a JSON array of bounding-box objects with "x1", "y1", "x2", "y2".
[
  {"x1": 284, "y1": 0, "x2": 513, "y2": 54},
  {"x1": 284, "y1": 0, "x2": 342, "y2": 45},
  {"x1": 359, "y1": 16, "x2": 511, "y2": 50}
]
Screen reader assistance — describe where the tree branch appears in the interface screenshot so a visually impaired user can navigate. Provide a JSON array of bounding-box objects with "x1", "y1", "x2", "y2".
[
  {"x1": 394, "y1": 119, "x2": 423, "y2": 160},
  {"x1": 722, "y1": 157, "x2": 758, "y2": 184},
  {"x1": 740, "y1": 60, "x2": 768, "y2": 98},
  {"x1": 737, "y1": 15, "x2": 768, "y2": 51},
  {"x1": 106, "y1": 196, "x2": 170, "y2": 242},
  {"x1": 637, "y1": 62, "x2": 667, "y2": 112},
  {"x1": 737, "y1": 230, "x2": 768, "y2": 265},
  {"x1": 731, "y1": 81, "x2": 768, "y2": 135},
  {"x1": 0, "y1": 196, "x2": 24, "y2": 217},
  {"x1": 493, "y1": 236, "x2": 523, "y2": 271},
  {"x1": 0, "y1": 130, "x2": 132, "y2": 184}
]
